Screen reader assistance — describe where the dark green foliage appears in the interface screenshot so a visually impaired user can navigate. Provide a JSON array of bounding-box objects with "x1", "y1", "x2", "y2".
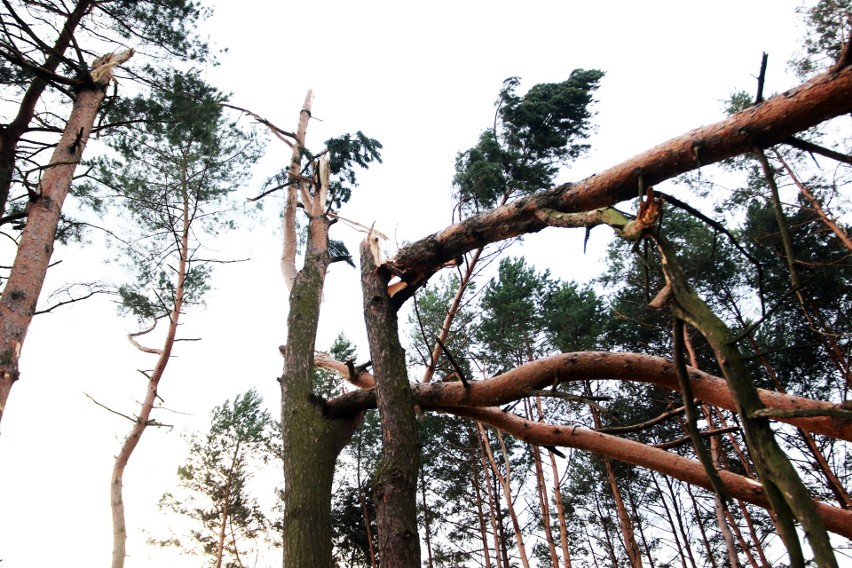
[
  {"x1": 323, "y1": 131, "x2": 383, "y2": 209},
  {"x1": 741, "y1": 196, "x2": 852, "y2": 398},
  {"x1": 329, "y1": 238, "x2": 355, "y2": 267},
  {"x1": 94, "y1": 0, "x2": 211, "y2": 62},
  {"x1": 476, "y1": 257, "x2": 553, "y2": 371},
  {"x1": 157, "y1": 390, "x2": 279, "y2": 566},
  {"x1": 453, "y1": 70, "x2": 603, "y2": 212}
]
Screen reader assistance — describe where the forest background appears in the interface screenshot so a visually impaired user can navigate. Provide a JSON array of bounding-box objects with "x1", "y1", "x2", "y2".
[{"x1": 0, "y1": 1, "x2": 845, "y2": 567}]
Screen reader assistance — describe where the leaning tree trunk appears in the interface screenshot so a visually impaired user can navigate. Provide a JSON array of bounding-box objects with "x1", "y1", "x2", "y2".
[
  {"x1": 0, "y1": 0, "x2": 95, "y2": 218},
  {"x1": 360, "y1": 238, "x2": 421, "y2": 567},
  {"x1": 0, "y1": 50, "x2": 132, "y2": 428}
]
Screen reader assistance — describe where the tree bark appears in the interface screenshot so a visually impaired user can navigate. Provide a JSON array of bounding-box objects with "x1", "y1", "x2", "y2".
[
  {"x1": 325, "y1": 351, "x2": 852, "y2": 442},
  {"x1": 0, "y1": 0, "x2": 95, "y2": 217},
  {"x1": 360, "y1": 238, "x2": 421, "y2": 567},
  {"x1": 280, "y1": 213, "x2": 356, "y2": 567},
  {"x1": 451, "y1": 406, "x2": 852, "y2": 540},
  {"x1": 0, "y1": 48, "x2": 132, "y2": 427},
  {"x1": 388, "y1": 62, "x2": 852, "y2": 291}
]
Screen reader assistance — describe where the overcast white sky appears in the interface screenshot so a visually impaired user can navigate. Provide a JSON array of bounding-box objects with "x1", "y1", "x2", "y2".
[{"x1": 0, "y1": 2, "x2": 811, "y2": 566}]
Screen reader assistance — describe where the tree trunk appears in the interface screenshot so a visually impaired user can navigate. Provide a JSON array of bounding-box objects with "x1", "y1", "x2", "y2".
[
  {"x1": 548, "y1": 449, "x2": 572, "y2": 568},
  {"x1": 470, "y1": 449, "x2": 493, "y2": 568},
  {"x1": 478, "y1": 423, "x2": 531, "y2": 568},
  {"x1": 0, "y1": 0, "x2": 95, "y2": 217},
  {"x1": 280, "y1": 213, "x2": 356, "y2": 566},
  {"x1": 0, "y1": 50, "x2": 131, "y2": 428},
  {"x1": 360, "y1": 239, "x2": 421, "y2": 567},
  {"x1": 586, "y1": 383, "x2": 643, "y2": 568},
  {"x1": 112, "y1": 153, "x2": 188, "y2": 568}
]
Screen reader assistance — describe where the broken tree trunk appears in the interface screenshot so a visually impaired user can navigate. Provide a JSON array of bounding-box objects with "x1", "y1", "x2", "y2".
[
  {"x1": 0, "y1": 49, "x2": 133, "y2": 428},
  {"x1": 360, "y1": 238, "x2": 421, "y2": 567}
]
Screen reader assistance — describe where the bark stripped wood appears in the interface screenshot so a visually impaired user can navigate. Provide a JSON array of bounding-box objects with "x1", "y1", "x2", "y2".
[
  {"x1": 323, "y1": 352, "x2": 852, "y2": 442},
  {"x1": 278, "y1": 101, "x2": 359, "y2": 567},
  {"x1": 387, "y1": 63, "x2": 852, "y2": 293},
  {"x1": 281, "y1": 90, "x2": 313, "y2": 291},
  {"x1": 360, "y1": 238, "x2": 421, "y2": 568},
  {"x1": 0, "y1": 49, "x2": 133, "y2": 428}
]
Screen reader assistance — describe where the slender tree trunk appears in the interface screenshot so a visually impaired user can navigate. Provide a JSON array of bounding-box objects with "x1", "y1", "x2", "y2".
[
  {"x1": 478, "y1": 423, "x2": 530, "y2": 568},
  {"x1": 361, "y1": 239, "x2": 421, "y2": 567},
  {"x1": 356, "y1": 442, "x2": 377, "y2": 568},
  {"x1": 548, "y1": 448, "x2": 572, "y2": 568},
  {"x1": 215, "y1": 441, "x2": 241, "y2": 568},
  {"x1": 586, "y1": 383, "x2": 642, "y2": 568},
  {"x1": 0, "y1": 50, "x2": 131, "y2": 428},
  {"x1": 112, "y1": 156, "x2": 189, "y2": 568},
  {"x1": 470, "y1": 449, "x2": 494, "y2": 568},
  {"x1": 649, "y1": 472, "x2": 688, "y2": 568},
  {"x1": 0, "y1": 0, "x2": 95, "y2": 217},
  {"x1": 684, "y1": 482, "x2": 720, "y2": 568},
  {"x1": 477, "y1": 430, "x2": 505, "y2": 568},
  {"x1": 626, "y1": 488, "x2": 655, "y2": 568},
  {"x1": 662, "y1": 473, "x2": 699, "y2": 568},
  {"x1": 775, "y1": 152, "x2": 852, "y2": 251},
  {"x1": 591, "y1": 488, "x2": 621, "y2": 567},
  {"x1": 724, "y1": 504, "x2": 765, "y2": 568},
  {"x1": 527, "y1": 400, "x2": 558, "y2": 568},
  {"x1": 421, "y1": 474, "x2": 435, "y2": 568}
]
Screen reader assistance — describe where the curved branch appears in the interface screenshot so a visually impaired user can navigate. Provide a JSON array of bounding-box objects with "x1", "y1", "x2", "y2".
[{"x1": 324, "y1": 351, "x2": 852, "y2": 441}]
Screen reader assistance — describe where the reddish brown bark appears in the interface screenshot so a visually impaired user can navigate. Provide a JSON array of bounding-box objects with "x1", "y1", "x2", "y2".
[
  {"x1": 0, "y1": 0, "x2": 96, "y2": 217},
  {"x1": 450, "y1": 407, "x2": 852, "y2": 540},
  {"x1": 324, "y1": 351, "x2": 852, "y2": 441},
  {"x1": 388, "y1": 63, "x2": 852, "y2": 291},
  {"x1": 0, "y1": 50, "x2": 132, "y2": 428}
]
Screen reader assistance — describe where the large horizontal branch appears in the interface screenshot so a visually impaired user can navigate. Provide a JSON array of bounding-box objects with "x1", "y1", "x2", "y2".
[
  {"x1": 324, "y1": 351, "x2": 852, "y2": 441},
  {"x1": 452, "y1": 406, "x2": 852, "y2": 540},
  {"x1": 388, "y1": 63, "x2": 852, "y2": 291}
]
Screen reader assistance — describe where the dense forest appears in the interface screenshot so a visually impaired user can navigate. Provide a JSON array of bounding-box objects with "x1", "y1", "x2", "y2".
[{"x1": 0, "y1": 1, "x2": 851, "y2": 567}]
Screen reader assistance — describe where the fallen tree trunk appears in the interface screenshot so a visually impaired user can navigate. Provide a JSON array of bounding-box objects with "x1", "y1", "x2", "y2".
[
  {"x1": 324, "y1": 351, "x2": 852, "y2": 441},
  {"x1": 388, "y1": 62, "x2": 852, "y2": 293}
]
